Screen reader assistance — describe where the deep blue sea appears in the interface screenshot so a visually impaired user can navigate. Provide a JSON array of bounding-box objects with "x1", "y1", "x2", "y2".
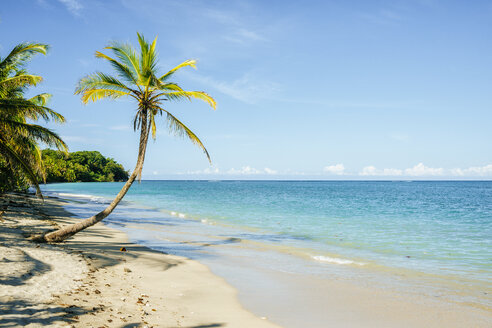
[{"x1": 41, "y1": 180, "x2": 492, "y2": 311}]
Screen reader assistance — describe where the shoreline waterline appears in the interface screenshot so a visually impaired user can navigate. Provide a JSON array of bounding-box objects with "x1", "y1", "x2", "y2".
[{"x1": 40, "y1": 181, "x2": 492, "y2": 327}]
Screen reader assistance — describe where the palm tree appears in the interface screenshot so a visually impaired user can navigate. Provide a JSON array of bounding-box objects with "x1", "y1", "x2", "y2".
[
  {"x1": 43, "y1": 33, "x2": 216, "y2": 242},
  {"x1": 0, "y1": 42, "x2": 67, "y2": 196}
]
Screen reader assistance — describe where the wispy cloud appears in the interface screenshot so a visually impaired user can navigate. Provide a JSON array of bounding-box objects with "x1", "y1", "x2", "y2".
[
  {"x1": 185, "y1": 71, "x2": 280, "y2": 104},
  {"x1": 273, "y1": 96, "x2": 412, "y2": 110},
  {"x1": 58, "y1": 0, "x2": 83, "y2": 15},
  {"x1": 357, "y1": 8, "x2": 404, "y2": 25},
  {"x1": 223, "y1": 28, "x2": 267, "y2": 44},
  {"x1": 60, "y1": 135, "x2": 88, "y2": 143},
  {"x1": 78, "y1": 58, "x2": 93, "y2": 67},
  {"x1": 204, "y1": 8, "x2": 237, "y2": 25},
  {"x1": 80, "y1": 123, "x2": 100, "y2": 128},
  {"x1": 203, "y1": 8, "x2": 268, "y2": 45},
  {"x1": 110, "y1": 125, "x2": 131, "y2": 131}
]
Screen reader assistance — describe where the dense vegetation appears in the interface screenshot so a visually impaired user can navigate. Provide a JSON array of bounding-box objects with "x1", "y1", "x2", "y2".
[
  {"x1": 42, "y1": 149, "x2": 128, "y2": 183},
  {"x1": 0, "y1": 42, "x2": 67, "y2": 194}
]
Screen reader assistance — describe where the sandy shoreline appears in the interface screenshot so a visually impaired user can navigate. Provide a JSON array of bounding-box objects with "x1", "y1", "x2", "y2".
[
  {"x1": 0, "y1": 193, "x2": 280, "y2": 327},
  {"x1": 1, "y1": 192, "x2": 491, "y2": 328}
]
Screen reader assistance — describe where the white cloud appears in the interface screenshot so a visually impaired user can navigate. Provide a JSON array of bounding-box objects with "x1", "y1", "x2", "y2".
[
  {"x1": 229, "y1": 166, "x2": 277, "y2": 175},
  {"x1": 358, "y1": 163, "x2": 492, "y2": 178},
  {"x1": 187, "y1": 167, "x2": 220, "y2": 175},
  {"x1": 359, "y1": 166, "x2": 377, "y2": 176},
  {"x1": 360, "y1": 166, "x2": 404, "y2": 176},
  {"x1": 323, "y1": 164, "x2": 345, "y2": 175},
  {"x1": 182, "y1": 163, "x2": 492, "y2": 178},
  {"x1": 450, "y1": 164, "x2": 492, "y2": 177},
  {"x1": 186, "y1": 166, "x2": 277, "y2": 175},
  {"x1": 405, "y1": 163, "x2": 443, "y2": 176},
  {"x1": 58, "y1": 0, "x2": 82, "y2": 15},
  {"x1": 360, "y1": 164, "x2": 437, "y2": 176}
]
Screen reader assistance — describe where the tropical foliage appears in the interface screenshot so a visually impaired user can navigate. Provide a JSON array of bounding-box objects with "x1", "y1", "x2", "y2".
[
  {"x1": 0, "y1": 42, "x2": 67, "y2": 195},
  {"x1": 43, "y1": 33, "x2": 216, "y2": 242},
  {"x1": 42, "y1": 149, "x2": 128, "y2": 183}
]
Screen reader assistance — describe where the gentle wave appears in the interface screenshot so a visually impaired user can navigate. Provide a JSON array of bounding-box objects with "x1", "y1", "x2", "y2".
[
  {"x1": 170, "y1": 211, "x2": 187, "y2": 218},
  {"x1": 312, "y1": 255, "x2": 365, "y2": 266}
]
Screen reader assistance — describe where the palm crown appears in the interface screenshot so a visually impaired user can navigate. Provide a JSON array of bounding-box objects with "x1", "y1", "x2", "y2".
[
  {"x1": 0, "y1": 42, "x2": 67, "y2": 195},
  {"x1": 75, "y1": 33, "x2": 216, "y2": 163}
]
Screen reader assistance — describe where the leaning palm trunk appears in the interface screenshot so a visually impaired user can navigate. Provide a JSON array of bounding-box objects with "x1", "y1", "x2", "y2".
[
  {"x1": 40, "y1": 33, "x2": 215, "y2": 243},
  {"x1": 44, "y1": 116, "x2": 149, "y2": 242}
]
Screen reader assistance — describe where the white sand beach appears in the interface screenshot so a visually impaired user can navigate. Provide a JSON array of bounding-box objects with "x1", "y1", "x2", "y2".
[{"x1": 0, "y1": 193, "x2": 280, "y2": 327}]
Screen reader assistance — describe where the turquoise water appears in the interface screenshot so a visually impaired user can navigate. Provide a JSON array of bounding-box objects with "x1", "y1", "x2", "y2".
[{"x1": 41, "y1": 180, "x2": 492, "y2": 308}]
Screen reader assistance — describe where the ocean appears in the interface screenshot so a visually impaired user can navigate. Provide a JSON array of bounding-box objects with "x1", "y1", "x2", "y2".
[{"x1": 40, "y1": 180, "x2": 491, "y2": 324}]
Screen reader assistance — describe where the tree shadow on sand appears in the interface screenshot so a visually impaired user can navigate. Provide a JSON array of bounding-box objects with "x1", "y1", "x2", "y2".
[
  {"x1": 1, "y1": 194, "x2": 188, "y2": 327},
  {"x1": 0, "y1": 299, "x2": 91, "y2": 327},
  {"x1": 0, "y1": 246, "x2": 52, "y2": 286}
]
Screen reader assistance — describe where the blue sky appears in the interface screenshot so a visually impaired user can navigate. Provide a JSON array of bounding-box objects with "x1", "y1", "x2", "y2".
[{"x1": 1, "y1": 0, "x2": 491, "y2": 179}]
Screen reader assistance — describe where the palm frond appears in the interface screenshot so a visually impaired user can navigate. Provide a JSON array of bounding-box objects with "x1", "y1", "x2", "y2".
[
  {"x1": 76, "y1": 72, "x2": 134, "y2": 103},
  {"x1": 80, "y1": 88, "x2": 131, "y2": 103},
  {"x1": 1, "y1": 119, "x2": 68, "y2": 152},
  {"x1": 0, "y1": 98, "x2": 65, "y2": 123},
  {"x1": 105, "y1": 42, "x2": 141, "y2": 83},
  {"x1": 159, "y1": 59, "x2": 196, "y2": 81},
  {"x1": 0, "y1": 74, "x2": 43, "y2": 92},
  {"x1": 0, "y1": 139, "x2": 43, "y2": 198},
  {"x1": 161, "y1": 91, "x2": 217, "y2": 109},
  {"x1": 29, "y1": 93, "x2": 52, "y2": 106},
  {"x1": 0, "y1": 43, "x2": 49, "y2": 71},
  {"x1": 160, "y1": 108, "x2": 211, "y2": 163},
  {"x1": 95, "y1": 51, "x2": 138, "y2": 85},
  {"x1": 137, "y1": 34, "x2": 159, "y2": 90},
  {"x1": 155, "y1": 82, "x2": 185, "y2": 92},
  {"x1": 77, "y1": 72, "x2": 132, "y2": 92}
]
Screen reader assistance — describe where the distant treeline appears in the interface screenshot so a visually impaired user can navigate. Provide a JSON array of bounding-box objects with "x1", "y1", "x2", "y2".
[{"x1": 42, "y1": 150, "x2": 129, "y2": 183}]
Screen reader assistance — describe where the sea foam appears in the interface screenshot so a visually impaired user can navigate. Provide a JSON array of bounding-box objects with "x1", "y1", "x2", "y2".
[
  {"x1": 312, "y1": 255, "x2": 365, "y2": 266},
  {"x1": 55, "y1": 192, "x2": 110, "y2": 204}
]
